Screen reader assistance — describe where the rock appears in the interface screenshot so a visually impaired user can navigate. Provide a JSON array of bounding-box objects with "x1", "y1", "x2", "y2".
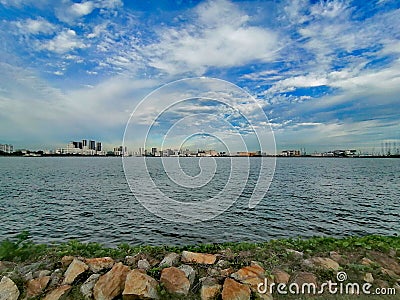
[
  {"x1": 93, "y1": 262, "x2": 130, "y2": 300},
  {"x1": 272, "y1": 269, "x2": 290, "y2": 284},
  {"x1": 159, "y1": 253, "x2": 180, "y2": 267},
  {"x1": 255, "y1": 292, "x2": 273, "y2": 300},
  {"x1": 363, "y1": 272, "x2": 374, "y2": 283},
  {"x1": 309, "y1": 257, "x2": 340, "y2": 271},
  {"x1": 0, "y1": 276, "x2": 20, "y2": 300},
  {"x1": 181, "y1": 251, "x2": 217, "y2": 264},
  {"x1": 85, "y1": 257, "x2": 115, "y2": 273},
  {"x1": 374, "y1": 279, "x2": 389, "y2": 289},
  {"x1": 61, "y1": 256, "x2": 75, "y2": 267},
  {"x1": 160, "y1": 267, "x2": 190, "y2": 295},
  {"x1": 361, "y1": 257, "x2": 374, "y2": 266},
  {"x1": 24, "y1": 272, "x2": 34, "y2": 281},
  {"x1": 381, "y1": 268, "x2": 399, "y2": 279},
  {"x1": 329, "y1": 251, "x2": 344, "y2": 263},
  {"x1": 370, "y1": 252, "x2": 400, "y2": 275},
  {"x1": 124, "y1": 255, "x2": 137, "y2": 266},
  {"x1": 26, "y1": 276, "x2": 51, "y2": 298},
  {"x1": 290, "y1": 272, "x2": 318, "y2": 291},
  {"x1": 62, "y1": 258, "x2": 89, "y2": 284},
  {"x1": 49, "y1": 269, "x2": 63, "y2": 288},
  {"x1": 221, "y1": 268, "x2": 235, "y2": 277},
  {"x1": 34, "y1": 269, "x2": 52, "y2": 278},
  {"x1": 137, "y1": 259, "x2": 151, "y2": 271},
  {"x1": 178, "y1": 264, "x2": 196, "y2": 285},
  {"x1": 286, "y1": 249, "x2": 304, "y2": 258},
  {"x1": 80, "y1": 274, "x2": 100, "y2": 299},
  {"x1": 122, "y1": 269, "x2": 159, "y2": 299},
  {"x1": 231, "y1": 263, "x2": 265, "y2": 287},
  {"x1": 207, "y1": 268, "x2": 220, "y2": 277},
  {"x1": 0, "y1": 261, "x2": 16, "y2": 273},
  {"x1": 216, "y1": 260, "x2": 230, "y2": 269},
  {"x1": 43, "y1": 285, "x2": 71, "y2": 300},
  {"x1": 221, "y1": 278, "x2": 251, "y2": 300},
  {"x1": 200, "y1": 278, "x2": 221, "y2": 300}
]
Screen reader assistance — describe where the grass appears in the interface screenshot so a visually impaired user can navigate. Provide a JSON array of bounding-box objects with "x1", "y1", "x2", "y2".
[
  {"x1": 1, "y1": 233, "x2": 399, "y2": 300},
  {"x1": 0, "y1": 232, "x2": 399, "y2": 263}
]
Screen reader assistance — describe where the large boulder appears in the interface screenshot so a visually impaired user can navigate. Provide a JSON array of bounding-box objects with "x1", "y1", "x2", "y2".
[
  {"x1": 62, "y1": 258, "x2": 89, "y2": 284},
  {"x1": 93, "y1": 262, "x2": 130, "y2": 300},
  {"x1": 290, "y1": 272, "x2": 318, "y2": 294},
  {"x1": 85, "y1": 257, "x2": 115, "y2": 273},
  {"x1": 0, "y1": 276, "x2": 19, "y2": 300},
  {"x1": 221, "y1": 278, "x2": 250, "y2": 300},
  {"x1": 271, "y1": 269, "x2": 290, "y2": 284},
  {"x1": 43, "y1": 285, "x2": 71, "y2": 300},
  {"x1": 160, "y1": 267, "x2": 190, "y2": 295},
  {"x1": 306, "y1": 257, "x2": 340, "y2": 271},
  {"x1": 231, "y1": 263, "x2": 265, "y2": 287},
  {"x1": 122, "y1": 269, "x2": 159, "y2": 299},
  {"x1": 200, "y1": 277, "x2": 221, "y2": 300},
  {"x1": 181, "y1": 251, "x2": 217, "y2": 264},
  {"x1": 26, "y1": 276, "x2": 51, "y2": 298}
]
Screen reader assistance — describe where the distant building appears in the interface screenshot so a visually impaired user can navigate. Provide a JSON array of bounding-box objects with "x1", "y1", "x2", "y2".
[
  {"x1": 0, "y1": 144, "x2": 13, "y2": 153},
  {"x1": 56, "y1": 139, "x2": 105, "y2": 155},
  {"x1": 280, "y1": 150, "x2": 301, "y2": 157},
  {"x1": 96, "y1": 142, "x2": 102, "y2": 152},
  {"x1": 114, "y1": 146, "x2": 128, "y2": 156},
  {"x1": 89, "y1": 140, "x2": 96, "y2": 150}
]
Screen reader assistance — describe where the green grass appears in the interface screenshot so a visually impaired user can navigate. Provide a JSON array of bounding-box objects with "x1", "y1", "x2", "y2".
[
  {"x1": 1, "y1": 233, "x2": 399, "y2": 300},
  {"x1": 1, "y1": 233, "x2": 399, "y2": 263}
]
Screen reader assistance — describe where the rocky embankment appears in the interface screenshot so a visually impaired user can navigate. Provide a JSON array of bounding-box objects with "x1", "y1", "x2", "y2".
[{"x1": 1, "y1": 243, "x2": 400, "y2": 300}]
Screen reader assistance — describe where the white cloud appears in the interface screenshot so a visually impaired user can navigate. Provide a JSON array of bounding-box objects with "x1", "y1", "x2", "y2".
[
  {"x1": 145, "y1": 0, "x2": 280, "y2": 75},
  {"x1": 269, "y1": 75, "x2": 328, "y2": 93},
  {"x1": 14, "y1": 18, "x2": 55, "y2": 35},
  {"x1": 55, "y1": 0, "x2": 122, "y2": 23},
  {"x1": 70, "y1": 1, "x2": 95, "y2": 17},
  {"x1": 39, "y1": 29, "x2": 86, "y2": 53}
]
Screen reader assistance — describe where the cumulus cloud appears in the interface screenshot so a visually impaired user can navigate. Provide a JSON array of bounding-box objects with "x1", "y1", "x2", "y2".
[
  {"x1": 14, "y1": 18, "x2": 55, "y2": 35},
  {"x1": 39, "y1": 29, "x2": 86, "y2": 53},
  {"x1": 144, "y1": 0, "x2": 280, "y2": 75}
]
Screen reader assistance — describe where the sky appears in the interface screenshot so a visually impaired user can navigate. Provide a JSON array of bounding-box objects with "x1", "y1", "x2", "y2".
[{"x1": 0, "y1": 0, "x2": 399, "y2": 153}]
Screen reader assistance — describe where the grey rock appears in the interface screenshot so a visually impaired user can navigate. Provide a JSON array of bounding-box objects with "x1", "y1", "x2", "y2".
[
  {"x1": 159, "y1": 253, "x2": 180, "y2": 267},
  {"x1": 178, "y1": 264, "x2": 196, "y2": 285},
  {"x1": 34, "y1": 269, "x2": 52, "y2": 278},
  {"x1": 137, "y1": 259, "x2": 151, "y2": 270},
  {"x1": 80, "y1": 274, "x2": 100, "y2": 299}
]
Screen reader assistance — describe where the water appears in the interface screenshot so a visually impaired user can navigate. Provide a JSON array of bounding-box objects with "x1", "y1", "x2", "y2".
[{"x1": 0, "y1": 157, "x2": 399, "y2": 246}]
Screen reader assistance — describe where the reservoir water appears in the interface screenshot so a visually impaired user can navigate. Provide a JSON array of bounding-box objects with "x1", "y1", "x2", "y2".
[{"x1": 0, "y1": 157, "x2": 399, "y2": 246}]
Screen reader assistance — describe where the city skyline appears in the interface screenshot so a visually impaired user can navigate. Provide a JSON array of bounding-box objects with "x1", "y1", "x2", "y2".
[{"x1": 0, "y1": 1, "x2": 399, "y2": 152}]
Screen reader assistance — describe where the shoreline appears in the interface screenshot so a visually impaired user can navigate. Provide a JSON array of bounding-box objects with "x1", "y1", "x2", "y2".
[{"x1": 1, "y1": 234, "x2": 399, "y2": 299}]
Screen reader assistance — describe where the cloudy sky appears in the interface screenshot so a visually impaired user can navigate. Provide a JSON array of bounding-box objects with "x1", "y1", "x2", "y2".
[{"x1": 0, "y1": 0, "x2": 399, "y2": 153}]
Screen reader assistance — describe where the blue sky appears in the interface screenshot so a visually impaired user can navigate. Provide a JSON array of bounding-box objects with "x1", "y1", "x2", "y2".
[{"x1": 0, "y1": 0, "x2": 399, "y2": 153}]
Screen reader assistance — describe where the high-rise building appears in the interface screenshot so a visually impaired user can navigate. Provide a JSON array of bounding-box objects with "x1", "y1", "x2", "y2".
[
  {"x1": 0, "y1": 144, "x2": 13, "y2": 153},
  {"x1": 139, "y1": 147, "x2": 144, "y2": 156},
  {"x1": 113, "y1": 146, "x2": 127, "y2": 156},
  {"x1": 82, "y1": 139, "x2": 88, "y2": 149},
  {"x1": 151, "y1": 147, "x2": 157, "y2": 156},
  {"x1": 89, "y1": 140, "x2": 96, "y2": 150},
  {"x1": 96, "y1": 142, "x2": 102, "y2": 152}
]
